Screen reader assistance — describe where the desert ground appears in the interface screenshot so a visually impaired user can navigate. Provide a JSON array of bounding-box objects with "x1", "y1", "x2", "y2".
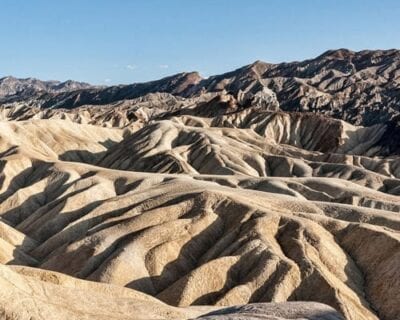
[{"x1": 0, "y1": 49, "x2": 399, "y2": 320}]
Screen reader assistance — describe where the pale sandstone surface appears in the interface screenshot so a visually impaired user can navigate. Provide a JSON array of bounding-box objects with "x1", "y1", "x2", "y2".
[{"x1": 0, "y1": 50, "x2": 399, "y2": 319}]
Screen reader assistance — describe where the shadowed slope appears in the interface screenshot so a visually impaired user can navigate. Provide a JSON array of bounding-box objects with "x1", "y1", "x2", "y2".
[
  {"x1": 0, "y1": 97, "x2": 399, "y2": 319},
  {"x1": 0, "y1": 150, "x2": 398, "y2": 319},
  {"x1": 0, "y1": 264, "x2": 343, "y2": 320}
]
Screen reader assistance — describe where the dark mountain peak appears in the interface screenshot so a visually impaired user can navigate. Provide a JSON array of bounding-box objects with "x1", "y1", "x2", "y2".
[
  {"x1": 167, "y1": 71, "x2": 203, "y2": 85},
  {"x1": 246, "y1": 60, "x2": 270, "y2": 76},
  {"x1": 248, "y1": 60, "x2": 269, "y2": 68},
  {"x1": 0, "y1": 75, "x2": 17, "y2": 81},
  {"x1": 318, "y1": 48, "x2": 356, "y2": 60},
  {"x1": 317, "y1": 48, "x2": 400, "y2": 64},
  {"x1": 54, "y1": 79, "x2": 93, "y2": 91}
]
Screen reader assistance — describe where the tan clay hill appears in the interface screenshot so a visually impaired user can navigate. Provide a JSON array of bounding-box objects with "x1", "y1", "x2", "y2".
[{"x1": 0, "y1": 50, "x2": 399, "y2": 320}]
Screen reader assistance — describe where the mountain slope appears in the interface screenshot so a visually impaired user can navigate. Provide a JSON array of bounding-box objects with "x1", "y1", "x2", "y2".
[
  {"x1": 3, "y1": 49, "x2": 400, "y2": 127},
  {"x1": 0, "y1": 76, "x2": 93, "y2": 103},
  {"x1": 0, "y1": 49, "x2": 400, "y2": 320},
  {"x1": 0, "y1": 113, "x2": 399, "y2": 319}
]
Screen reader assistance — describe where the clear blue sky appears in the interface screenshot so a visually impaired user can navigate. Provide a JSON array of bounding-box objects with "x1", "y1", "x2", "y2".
[{"x1": 1, "y1": 0, "x2": 399, "y2": 85}]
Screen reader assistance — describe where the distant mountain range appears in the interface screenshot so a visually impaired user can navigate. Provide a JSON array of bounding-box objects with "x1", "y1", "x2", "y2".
[
  {"x1": 0, "y1": 76, "x2": 93, "y2": 102},
  {"x1": 1, "y1": 48, "x2": 400, "y2": 126}
]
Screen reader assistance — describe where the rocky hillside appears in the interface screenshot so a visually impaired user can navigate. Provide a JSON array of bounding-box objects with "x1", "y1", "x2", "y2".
[
  {"x1": 0, "y1": 76, "x2": 93, "y2": 104},
  {"x1": 3, "y1": 49, "x2": 400, "y2": 127},
  {"x1": 0, "y1": 49, "x2": 399, "y2": 320}
]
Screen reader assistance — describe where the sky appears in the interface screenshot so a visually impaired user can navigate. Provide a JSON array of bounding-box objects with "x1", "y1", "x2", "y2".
[{"x1": 0, "y1": 0, "x2": 399, "y2": 85}]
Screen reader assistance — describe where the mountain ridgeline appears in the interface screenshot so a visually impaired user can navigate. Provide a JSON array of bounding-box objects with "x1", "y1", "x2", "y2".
[{"x1": 2, "y1": 49, "x2": 400, "y2": 127}]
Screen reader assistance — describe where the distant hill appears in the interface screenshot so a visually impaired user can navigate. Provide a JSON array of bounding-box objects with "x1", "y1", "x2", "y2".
[
  {"x1": 0, "y1": 76, "x2": 94, "y2": 103},
  {"x1": 2, "y1": 49, "x2": 400, "y2": 126}
]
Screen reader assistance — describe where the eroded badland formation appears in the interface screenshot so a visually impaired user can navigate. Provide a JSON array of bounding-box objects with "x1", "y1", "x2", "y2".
[{"x1": 0, "y1": 49, "x2": 399, "y2": 320}]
